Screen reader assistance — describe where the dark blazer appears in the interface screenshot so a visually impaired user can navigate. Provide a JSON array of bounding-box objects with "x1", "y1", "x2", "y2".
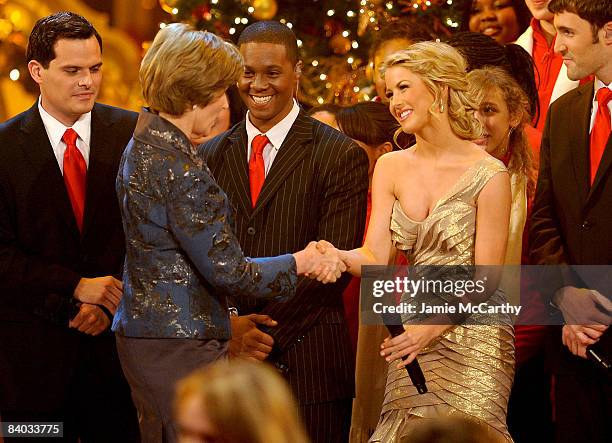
[
  {"x1": 530, "y1": 82, "x2": 612, "y2": 267},
  {"x1": 201, "y1": 112, "x2": 369, "y2": 405},
  {"x1": 113, "y1": 109, "x2": 296, "y2": 340},
  {"x1": 0, "y1": 103, "x2": 138, "y2": 438},
  {"x1": 530, "y1": 81, "x2": 612, "y2": 367}
]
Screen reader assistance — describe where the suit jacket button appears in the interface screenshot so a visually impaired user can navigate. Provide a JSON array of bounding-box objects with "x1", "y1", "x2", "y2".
[
  {"x1": 275, "y1": 362, "x2": 289, "y2": 375},
  {"x1": 247, "y1": 227, "x2": 256, "y2": 236},
  {"x1": 581, "y1": 220, "x2": 592, "y2": 230}
]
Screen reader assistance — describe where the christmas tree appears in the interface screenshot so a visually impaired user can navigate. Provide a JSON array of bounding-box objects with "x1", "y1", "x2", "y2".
[{"x1": 161, "y1": 0, "x2": 467, "y2": 105}]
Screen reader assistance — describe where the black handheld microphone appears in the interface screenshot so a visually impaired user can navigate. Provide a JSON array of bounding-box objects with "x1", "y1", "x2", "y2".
[
  {"x1": 586, "y1": 328, "x2": 611, "y2": 371},
  {"x1": 384, "y1": 321, "x2": 428, "y2": 394}
]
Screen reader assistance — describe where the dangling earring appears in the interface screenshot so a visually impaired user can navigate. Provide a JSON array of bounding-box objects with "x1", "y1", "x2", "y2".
[{"x1": 439, "y1": 102, "x2": 445, "y2": 113}]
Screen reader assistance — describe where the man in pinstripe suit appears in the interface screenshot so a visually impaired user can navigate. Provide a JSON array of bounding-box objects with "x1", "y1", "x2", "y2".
[{"x1": 200, "y1": 21, "x2": 369, "y2": 442}]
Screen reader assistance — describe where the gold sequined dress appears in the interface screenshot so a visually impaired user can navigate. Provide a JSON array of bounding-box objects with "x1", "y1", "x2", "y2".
[{"x1": 369, "y1": 156, "x2": 515, "y2": 442}]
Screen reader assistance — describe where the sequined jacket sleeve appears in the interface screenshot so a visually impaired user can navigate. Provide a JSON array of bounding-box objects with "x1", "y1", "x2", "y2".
[
  {"x1": 165, "y1": 158, "x2": 297, "y2": 298},
  {"x1": 112, "y1": 111, "x2": 297, "y2": 339}
]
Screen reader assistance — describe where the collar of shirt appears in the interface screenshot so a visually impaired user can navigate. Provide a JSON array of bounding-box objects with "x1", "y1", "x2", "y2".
[
  {"x1": 531, "y1": 18, "x2": 556, "y2": 51},
  {"x1": 245, "y1": 99, "x2": 300, "y2": 165},
  {"x1": 38, "y1": 96, "x2": 91, "y2": 172},
  {"x1": 590, "y1": 78, "x2": 612, "y2": 133}
]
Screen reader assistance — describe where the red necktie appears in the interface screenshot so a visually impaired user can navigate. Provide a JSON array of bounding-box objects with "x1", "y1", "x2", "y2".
[
  {"x1": 249, "y1": 134, "x2": 269, "y2": 207},
  {"x1": 590, "y1": 88, "x2": 612, "y2": 184},
  {"x1": 62, "y1": 128, "x2": 87, "y2": 232}
]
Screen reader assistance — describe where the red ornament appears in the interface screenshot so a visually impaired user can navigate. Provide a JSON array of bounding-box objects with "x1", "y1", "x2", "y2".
[{"x1": 192, "y1": 4, "x2": 212, "y2": 21}]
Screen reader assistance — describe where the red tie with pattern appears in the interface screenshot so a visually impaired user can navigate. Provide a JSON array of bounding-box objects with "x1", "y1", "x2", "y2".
[
  {"x1": 249, "y1": 134, "x2": 269, "y2": 207},
  {"x1": 62, "y1": 128, "x2": 87, "y2": 232},
  {"x1": 590, "y1": 88, "x2": 612, "y2": 184}
]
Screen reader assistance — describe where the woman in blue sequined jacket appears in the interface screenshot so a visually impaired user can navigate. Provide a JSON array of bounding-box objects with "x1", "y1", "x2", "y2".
[{"x1": 112, "y1": 23, "x2": 343, "y2": 442}]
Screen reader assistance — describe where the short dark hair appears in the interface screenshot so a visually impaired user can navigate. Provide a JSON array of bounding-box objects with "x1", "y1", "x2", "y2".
[
  {"x1": 27, "y1": 12, "x2": 102, "y2": 68},
  {"x1": 237, "y1": 21, "x2": 299, "y2": 65},
  {"x1": 549, "y1": 0, "x2": 612, "y2": 34},
  {"x1": 370, "y1": 18, "x2": 436, "y2": 60},
  {"x1": 336, "y1": 102, "x2": 411, "y2": 150},
  {"x1": 446, "y1": 31, "x2": 539, "y2": 123}
]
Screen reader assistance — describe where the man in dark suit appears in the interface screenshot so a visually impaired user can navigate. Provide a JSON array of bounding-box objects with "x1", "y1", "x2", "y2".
[
  {"x1": 0, "y1": 12, "x2": 138, "y2": 442},
  {"x1": 201, "y1": 21, "x2": 369, "y2": 442},
  {"x1": 529, "y1": 1, "x2": 611, "y2": 442}
]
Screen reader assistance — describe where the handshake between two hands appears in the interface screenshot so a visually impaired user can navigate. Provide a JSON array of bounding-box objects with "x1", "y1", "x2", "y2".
[{"x1": 294, "y1": 240, "x2": 349, "y2": 284}]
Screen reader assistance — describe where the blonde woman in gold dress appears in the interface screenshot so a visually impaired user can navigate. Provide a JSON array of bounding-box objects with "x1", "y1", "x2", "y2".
[{"x1": 337, "y1": 42, "x2": 515, "y2": 442}]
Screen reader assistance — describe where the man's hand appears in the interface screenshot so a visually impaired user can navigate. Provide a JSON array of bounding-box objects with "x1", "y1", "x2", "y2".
[
  {"x1": 73, "y1": 276, "x2": 122, "y2": 314},
  {"x1": 69, "y1": 303, "x2": 110, "y2": 336},
  {"x1": 293, "y1": 241, "x2": 347, "y2": 283},
  {"x1": 229, "y1": 314, "x2": 276, "y2": 361},
  {"x1": 553, "y1": 286, "x2": 612, "y2": 325}
]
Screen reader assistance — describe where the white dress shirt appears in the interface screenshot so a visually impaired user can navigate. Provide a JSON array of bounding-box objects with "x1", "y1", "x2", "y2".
[
  {"x1": 38, "y1": 97, "x2": 91, "y2": 174},
  {"x1": 590, "y1": 78, "x2": 612, "y2": 133},
  {"x1": 245, "y1": 99, "x2": 300, "y2": 175}
]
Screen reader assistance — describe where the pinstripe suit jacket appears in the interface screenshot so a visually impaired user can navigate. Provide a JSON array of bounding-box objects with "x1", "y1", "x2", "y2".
[{"x1": 200, "y1": 111, "x2": 369, "y2": 404}]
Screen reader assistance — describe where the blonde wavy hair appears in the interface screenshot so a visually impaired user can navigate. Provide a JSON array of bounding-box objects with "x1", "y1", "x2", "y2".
[
  {"x1": 140, "y1": 23, "x2": 243, "y2": 116},
  {"x1": 381, "y1": 41, "x2": 483, "y2": 141},
  {"x1": 174, "y1": 360, "x2": 310, "y2": 443},
  {"x1": 468, "y1": 67, "x2": 537, "y2": 198}
]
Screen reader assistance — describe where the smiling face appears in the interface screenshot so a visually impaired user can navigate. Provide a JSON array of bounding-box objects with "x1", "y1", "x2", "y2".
[
  {"x1": 468, "y1": 0, "x2": 521, "y2": 44},
  {"x1": 474, "y1": 86, "x2": 516, "y2": 157},
  {"x1": 554, "y1": 12, "x2": 608, "y2": 81},
  {"x1": 28, "y1": 36, "x2": 102, "y2": 126},
  {"x1": 374, "y1": 38, "x2": 412, "y2": 102},
  {"x1": 385, "y1": 66, "x2": 435, "y2": 136},
  {"x1": 238, "y1": 42, "x2": 299, "y2": 133}
]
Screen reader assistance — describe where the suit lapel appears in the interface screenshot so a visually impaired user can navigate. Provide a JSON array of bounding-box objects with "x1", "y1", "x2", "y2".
[
  {"x1": 251, "y1": 112, "x2": 312, "y2": 218},
  {"x1": 81, "y1": 104, "x2": 116, "y2": 238},
  {"x1": 223, "y1": 123, "x2": 253, "y2": 218},
  {"x1": 568, "y1": 87, "x2": 592, "y2": 206},
  {"x1": 19, "y1": 104, "x2": 80, "y2": 240}
]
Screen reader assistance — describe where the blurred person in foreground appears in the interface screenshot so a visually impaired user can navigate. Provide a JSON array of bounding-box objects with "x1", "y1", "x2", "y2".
[
  {"x1": 174, "y1": 360, "x2": 310, "y2": 443},
  {"x1": 399, "y1": 416, "x2": 506, "y2": 443},
  {"x1": 113, "y1": 23, "x2": 344, "y2": 443}
]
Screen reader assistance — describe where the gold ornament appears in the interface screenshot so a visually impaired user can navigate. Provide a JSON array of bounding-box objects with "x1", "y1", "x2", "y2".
[
  {"x1": 329, "y1": 34, "x2": 351, "y2": 55},
  {"x1": 159, "y1": 0, "x2": 180, "y2": 14},
  {"x1": 251, "y1": 0, "x2": 278, "y2": 21}
]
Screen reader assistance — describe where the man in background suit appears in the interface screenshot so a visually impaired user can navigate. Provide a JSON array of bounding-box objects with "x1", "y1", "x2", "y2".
[
  {"x1": 0, "y1": 12, "x2": 138, "y2": 441},
  {"x1": 529, "y1": 1, "x2": 611, "y2": 442},
  {"x1": 201, "y1": 21, "x2": 369, "y2": 442}
]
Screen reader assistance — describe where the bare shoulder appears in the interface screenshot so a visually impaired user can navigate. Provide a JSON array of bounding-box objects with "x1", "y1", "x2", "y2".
[{"x1": 375, "y1": 147, "x2": 416, "y2": 172}]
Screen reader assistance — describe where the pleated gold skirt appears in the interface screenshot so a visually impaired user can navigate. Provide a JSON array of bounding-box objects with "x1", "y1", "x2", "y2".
[{"x1": 369, "y1": 324, "x2": 515, "y2": 442}]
